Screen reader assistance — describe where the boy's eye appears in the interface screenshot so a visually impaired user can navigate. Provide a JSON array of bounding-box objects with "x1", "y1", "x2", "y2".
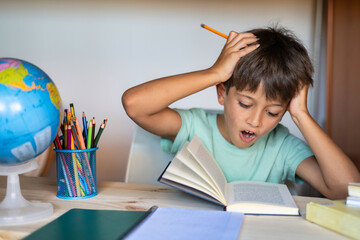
[
  {"x1": 266, "y1": 110, "x2": 279, "y2": 117},
  {"x1": 239, "y1": 102, "x2": 251, "y2": 108}
]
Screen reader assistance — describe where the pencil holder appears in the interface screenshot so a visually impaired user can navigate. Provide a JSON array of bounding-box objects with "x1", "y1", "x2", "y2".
[{"x1": 54, "y1": 148, "x2": 98, "y2": 199}]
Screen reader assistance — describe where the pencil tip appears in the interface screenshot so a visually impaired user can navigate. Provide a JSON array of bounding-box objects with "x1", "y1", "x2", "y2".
[{"x1": 200, "y1": 24, "x2": 205, "y2": 28}]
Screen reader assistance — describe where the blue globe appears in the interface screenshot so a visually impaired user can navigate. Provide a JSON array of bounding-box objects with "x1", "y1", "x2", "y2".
[{"x1": 0, "y1": 58, "x2": 62, "y2": 165}]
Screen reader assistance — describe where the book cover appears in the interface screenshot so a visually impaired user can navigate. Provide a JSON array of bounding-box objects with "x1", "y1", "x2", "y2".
[
  {"x1": 306, "y1": 200, "x2": 360, "y2": 240},
  {"x1": 158, "y1": 135, "x2": 299, "y2": 215},
  {"x1": 23, "y1": 208, "x2": 147, "y2": 240}
]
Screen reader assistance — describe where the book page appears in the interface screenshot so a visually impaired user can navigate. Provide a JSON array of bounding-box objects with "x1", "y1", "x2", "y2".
[
  {"x1": 160, "y1": 178, "x2": 226, "y2": 206},
  {"x1": 162, "y1": 172, "x2": 222, "y2": 202},
  {"x1": 163, "y1": 159, "x2": 221, "y2": 199},
  {"x1": 186, "y1": 135, "x2": 227, "y2": 199},
  {"x1": 176, "y1": 142, "x2": 222, "y2": 196},
  {"x1": 227, "y1": 181, "x2": 297, "y2": 209}
]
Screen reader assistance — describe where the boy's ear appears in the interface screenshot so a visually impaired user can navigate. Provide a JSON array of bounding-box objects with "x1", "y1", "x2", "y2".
[{"x1": 216, "y1": 83, "x2": 226, "y2": 106}]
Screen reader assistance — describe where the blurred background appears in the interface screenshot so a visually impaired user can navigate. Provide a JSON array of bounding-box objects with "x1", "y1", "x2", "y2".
[{"x1": 1, "y1": 0, "x2": 358, "y2": 182}]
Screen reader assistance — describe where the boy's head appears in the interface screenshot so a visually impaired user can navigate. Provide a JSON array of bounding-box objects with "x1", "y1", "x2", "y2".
[
  {"x1": 223, "y1": 26, "x2": 314, "y2": 104},
  {"x1": 216, "y1": 26, "x2": 314, "y2": 149}
]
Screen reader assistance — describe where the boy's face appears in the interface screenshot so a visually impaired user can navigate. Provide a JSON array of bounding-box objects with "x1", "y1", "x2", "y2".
[{"x1": 216, "y1": 83, "x2": 287, "y2": 148}]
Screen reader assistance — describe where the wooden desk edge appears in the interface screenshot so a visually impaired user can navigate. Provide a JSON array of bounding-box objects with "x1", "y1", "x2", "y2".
[{"x1": 0, "y1": 176, "x2": 328, "y2": 239}]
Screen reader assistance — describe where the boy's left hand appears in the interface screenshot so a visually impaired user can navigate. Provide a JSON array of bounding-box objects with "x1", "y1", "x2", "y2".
[{"x1": 288, "y1": 85, "x2": 310, "y2": 124}]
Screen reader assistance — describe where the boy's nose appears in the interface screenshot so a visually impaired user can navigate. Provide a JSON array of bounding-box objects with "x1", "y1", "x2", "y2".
[{"x1": 246, "y1": 110, "x2": 262, "y2": 128}]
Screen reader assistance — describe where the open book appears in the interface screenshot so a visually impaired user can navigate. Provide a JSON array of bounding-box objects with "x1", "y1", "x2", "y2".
[{"x1": 158, "y1": 135, "x2": 299, "y2": 215}]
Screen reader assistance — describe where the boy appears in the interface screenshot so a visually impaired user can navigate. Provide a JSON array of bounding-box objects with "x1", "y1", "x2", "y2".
[{"x1": 122, "y1": 26, "x2": 360, "y2": 199}]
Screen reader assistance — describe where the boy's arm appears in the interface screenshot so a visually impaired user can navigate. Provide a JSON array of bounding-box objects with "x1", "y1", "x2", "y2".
[
  {"x1": 122, "y1": 70, "x2": 221, "y2": 140},
  {"x1": 290, "y1": 86, "x2": 360, "y2": 199},
  {"x1": 122, "y1": 32, "x2": 259, "y2": 140}
]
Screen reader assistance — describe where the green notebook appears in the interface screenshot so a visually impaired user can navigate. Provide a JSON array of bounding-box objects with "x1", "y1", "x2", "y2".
[{"x1": 23, "y1": 208, "x2": 147, "y2": 240}]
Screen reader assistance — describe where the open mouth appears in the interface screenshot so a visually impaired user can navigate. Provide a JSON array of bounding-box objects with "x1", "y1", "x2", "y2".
[{"x1": 240, "y1": 130, "x2": 256, "y2": 143}]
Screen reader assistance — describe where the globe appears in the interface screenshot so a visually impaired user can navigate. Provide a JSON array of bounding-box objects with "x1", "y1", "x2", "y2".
[{"x1": 0, "y1": 58, "x2": 62, "y2": 165}]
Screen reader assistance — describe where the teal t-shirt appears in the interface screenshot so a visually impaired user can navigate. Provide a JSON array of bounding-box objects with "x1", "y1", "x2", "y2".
[{"x1": 161, "y1": 108, "x2": 314, "y2": 184}]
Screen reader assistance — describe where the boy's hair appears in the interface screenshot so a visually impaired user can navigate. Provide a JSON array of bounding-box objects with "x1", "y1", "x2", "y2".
[{"x1": 224, "y1": 26, "x2": 314, "y2": 103}]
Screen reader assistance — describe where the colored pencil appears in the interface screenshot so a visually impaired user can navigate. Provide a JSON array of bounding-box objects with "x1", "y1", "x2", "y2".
[
  {"x1": 70, "y1": 103, "x2": 76, "y2": 118},
  {"x1": 64, "y1": 110, "x2": 68, "y2": 149},
  {"x1": 85, "y1": 119, "x2": 97, "y2": 192},
  {"x1": 77, "y1": 172, "x2": 87, "y2": 196},
  {"x1": 64, "y1": 109, "x2": 68, "y2": 124},
  {"x1": 63, "y1": 127, "x2": 67, "y2": 149},
  {"x1": 91, "y1": 117, "x2": 95, "y2": 148},
  {"x1": 72, "y1": 153, "x2": 81, "y2": 196},
  {"x1": 67, "y1": 124, "x2": 71, "y2": 150},
  {"x1": 200, "y1": 24, "x2": 228, "y2": 39},
  {"x1": 75, "y1": 118, "x2": 86, "y2": 149},
  {"x1": 70, "y1": 124, "x2": 75, "y2": 150},
  {"x1": 55, "y1": 134, "x2": 62, "y2": 150},
  {"x1": 70, "y1": 128, "x2": 81, "y2": 196},
  {"x1": 74, "y1": 152, "x2": 87, "y2": 196},
  {"x1": 82, "y1": 112, "x2": 88, "y2": 144},
  {"x1": 93, "y1": 122, "x2": 105, "y2": 147},
  {"x1": 74, "y1": 118, "x2": 94, "y2": 193},
  {"x1": 78, "y1": 175, "x2": 86, "y2": 196},
  {"x1": 70, "y1": 122, "x2": 80, "y2": 149},
  {"x1": 69, "y1": 124, "x2": 81, "y2": 196},
  {"x1": 67, "y1": 110, "x2": 72, "y2": 124},
  {"x1": 87, "y1": 119, "x2": 93, "y2": 149}
]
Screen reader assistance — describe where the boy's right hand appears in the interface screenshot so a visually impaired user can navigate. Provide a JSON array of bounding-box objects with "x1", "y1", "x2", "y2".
[{"x1": 209, "y1": 31, "x2": 259, "y2": 83}]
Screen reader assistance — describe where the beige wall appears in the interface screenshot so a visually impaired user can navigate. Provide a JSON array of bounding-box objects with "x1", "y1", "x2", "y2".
[{"x1": 0, "y1": 0, "x2": 319, "y2": 181}]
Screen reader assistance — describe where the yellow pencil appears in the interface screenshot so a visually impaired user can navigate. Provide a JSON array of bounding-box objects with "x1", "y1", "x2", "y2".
[
  {"x1": 70, "y1": 103, "x2": 76, "y2": 118},
  {"x1": 69, "y1": 125, "x2": 81, "y2": 196},
  {"x1": 67, "y1": 110, "x2": 72, "y2": 123},
  {"x1": 72, "y1": 153, "x2": 81, "y2": 196},
  {"x1": 200, "y1": 24, "x2": 228, "y2": 39}
]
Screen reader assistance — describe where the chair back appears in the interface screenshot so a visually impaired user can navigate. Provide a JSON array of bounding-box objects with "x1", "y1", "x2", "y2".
[{"x1": 125, "y1": 126, "x2": 174, "y2": 185}]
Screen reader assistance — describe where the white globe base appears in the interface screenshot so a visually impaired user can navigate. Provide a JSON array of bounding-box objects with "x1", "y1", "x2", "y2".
[{"x1": 0, "y1": 159, "x2": 53, "y2": 226}]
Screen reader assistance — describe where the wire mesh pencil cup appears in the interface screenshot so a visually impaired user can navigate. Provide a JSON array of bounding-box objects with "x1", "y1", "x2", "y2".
[{"x1": 54, "y1": 148, "x2": 98, "y2": 199}]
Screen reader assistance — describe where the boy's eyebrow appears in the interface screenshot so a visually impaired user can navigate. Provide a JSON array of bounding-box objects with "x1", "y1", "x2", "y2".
[
  {"x1": 238, "y1": 94, "x2": 285, "y2": 107},
  {"x1": 267, "y1": 103, "x2": 285, "y2": 107},
  {"x1": 238, "y1": 93, "x2": 254, "y2": 100}
]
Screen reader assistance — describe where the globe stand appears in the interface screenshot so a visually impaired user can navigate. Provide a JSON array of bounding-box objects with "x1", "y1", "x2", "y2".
[{"x1": 0, "y1": 159, "x2": 53, "y2": 226}]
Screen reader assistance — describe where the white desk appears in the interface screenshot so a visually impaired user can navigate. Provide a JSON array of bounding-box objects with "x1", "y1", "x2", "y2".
[{"x1": 0, "y1": 176, "x2": 349, "y2": 240}]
